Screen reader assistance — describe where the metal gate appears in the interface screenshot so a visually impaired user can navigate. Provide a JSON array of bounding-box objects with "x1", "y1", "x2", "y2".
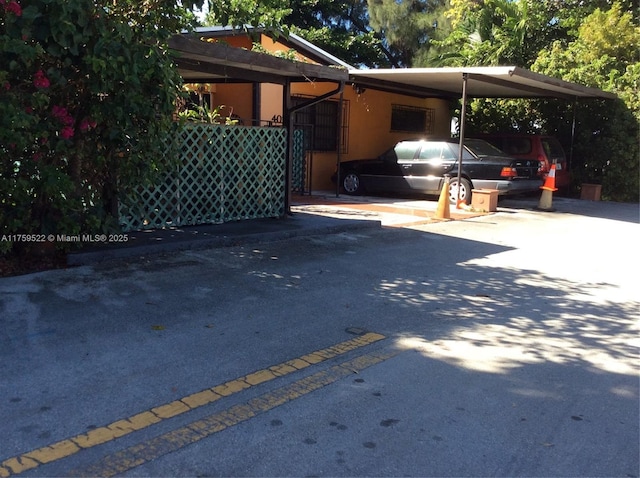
[{"x1": 291, "y1": 125, "x2": 314, "y2": 194}]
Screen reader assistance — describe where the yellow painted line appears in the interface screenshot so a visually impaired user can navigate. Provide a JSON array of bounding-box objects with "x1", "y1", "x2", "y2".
[
  {"x1": 0, "y1": 332, "x2": 385, "y2": 478},
  {"x1": 68, "y1": 348, "x2": 400, "y2": 478}
]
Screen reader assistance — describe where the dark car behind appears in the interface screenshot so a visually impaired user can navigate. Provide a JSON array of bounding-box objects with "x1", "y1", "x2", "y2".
[{"x1": 335, "y1": 139, "x2": 542, "y2": 204}]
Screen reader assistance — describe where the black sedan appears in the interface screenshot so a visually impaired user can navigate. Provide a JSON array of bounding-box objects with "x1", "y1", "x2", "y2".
[{"x1": 334, "y1": 139, "x2": 542, "y2": 204}]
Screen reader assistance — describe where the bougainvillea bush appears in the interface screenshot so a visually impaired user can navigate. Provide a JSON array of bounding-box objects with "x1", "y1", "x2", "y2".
[{"x1": 0, "y1": 0, "x2": 190, "y2": 253}]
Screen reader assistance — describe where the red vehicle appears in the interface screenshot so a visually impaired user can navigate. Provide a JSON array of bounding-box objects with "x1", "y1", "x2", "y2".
[{"x1": 471, "y1": 134, "x2": 570, "y2": 191}]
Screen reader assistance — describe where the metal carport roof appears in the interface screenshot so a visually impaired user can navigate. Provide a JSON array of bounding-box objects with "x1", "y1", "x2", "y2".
[{"x1": 349, "y1": 66, "x2": 617, "y2": 100}]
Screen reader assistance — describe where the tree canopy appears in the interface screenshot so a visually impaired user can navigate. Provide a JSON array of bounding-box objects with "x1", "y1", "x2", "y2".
[
  {"x1": 284, "y1": 0, "x2": 392, "y2": 67},
  {"x1": 532, "y1": 3, "x2": 639, "y2": 200},
  {"x1": 459, "y1": 2, "x2": 639, "y2": 201}
]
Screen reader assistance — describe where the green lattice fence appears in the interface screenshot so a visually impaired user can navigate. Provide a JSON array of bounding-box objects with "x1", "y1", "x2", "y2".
[{"x1": 119, "y1": 124, "x2": 287, "y2": 231}]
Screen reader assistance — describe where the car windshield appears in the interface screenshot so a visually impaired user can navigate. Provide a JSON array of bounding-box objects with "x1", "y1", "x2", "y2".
[{"x1": 464, "y1": 139, "x2": 511, "y2": 158}]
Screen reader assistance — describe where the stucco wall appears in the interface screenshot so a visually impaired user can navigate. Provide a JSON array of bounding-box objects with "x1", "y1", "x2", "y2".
[{"x1": 211, "y1": 83, "x2": 254, "y2": 125}]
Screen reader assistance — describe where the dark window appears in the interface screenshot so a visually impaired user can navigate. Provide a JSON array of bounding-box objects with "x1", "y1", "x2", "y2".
[
  {"x1": 502, "y1": 138, "x2": 533, "y2": 155},
  {"x1": 391, "y1": 105, "x2": 435, "y2": 134},
  {"x1": 292, "y1": 96, "x2": 349, "y2": 152},
  {"x1": 541, "y1": 138, "x2": 566, "y2": 161}
]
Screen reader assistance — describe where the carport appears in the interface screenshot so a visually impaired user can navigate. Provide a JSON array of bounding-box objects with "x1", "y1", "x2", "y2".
[{"x1": 348, "y1": 66, "x2": 617, "y2": 203}]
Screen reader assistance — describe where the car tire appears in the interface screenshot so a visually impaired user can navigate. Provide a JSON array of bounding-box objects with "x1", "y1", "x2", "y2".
[
  {"x1": 448, "y1": 177, "x2": 471, "y2": 205},
  {"x1": 342, "y1": 171, "x2": 363, "y2": 195}
]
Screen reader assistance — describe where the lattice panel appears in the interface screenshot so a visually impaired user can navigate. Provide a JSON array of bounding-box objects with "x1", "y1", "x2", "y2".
[
  {"x1": 119, "y1": 124, "x2": 286, "y2": 231},
  {"x1": 178, "y1": 124, "x2": 225, "y2": 225},
  {"x1": 119, "y1": 172, "x2": 180, "y2": 231},
  {"x1": 220, "y1": 126, "x2": 287, "y2": 221}
]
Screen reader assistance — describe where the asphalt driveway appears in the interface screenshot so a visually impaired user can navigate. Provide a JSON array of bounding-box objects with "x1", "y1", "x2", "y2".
[{"x1": 1, "y1": 195, "x2": 638, "y2": 477}]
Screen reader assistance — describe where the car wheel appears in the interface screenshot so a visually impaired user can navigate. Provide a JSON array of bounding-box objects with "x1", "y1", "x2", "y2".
[
  {"x1": 342, "y1": 171, "x2": 362, "y2": 195},
  {"x1": 448, "y1": 178, "x2": 471, "y2": 205}
]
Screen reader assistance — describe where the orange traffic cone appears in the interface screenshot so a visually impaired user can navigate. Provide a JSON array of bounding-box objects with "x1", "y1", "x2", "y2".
[
  {"x1": 537, "y1": 164, "x2": 558, "y2": 211},
  {"x1": 434, "y1": 177, "x2": 451, "y2": 219}
]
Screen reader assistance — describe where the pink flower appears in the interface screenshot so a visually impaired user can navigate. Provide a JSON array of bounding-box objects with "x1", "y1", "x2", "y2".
[
  {"x1": 33, "y1": 152, "x2": 43, "y2": 161},
  {"x1": 79, "y1": 117, "x2": 97, "y2": 132},
  {"x1": 25, "y1": 106, "x2": 33, "y2": 114},
  {"x1": 60, "y1": 126, "x2": 74, "y2": 139},
  {"x1": 33, "y1": 70, "x2": 50, "y2": 89},
  {"x1": 3, "y1": 1, "x2": 21, "y2": 16},
  {"x1": 2, "y1": 82, "x2": 9, "y2": 91},
  {"x1": 52, "y1": 105, "x2": 74, "y2": 125},
  {"x1": 52, "y1": 105, "x2": 67, "y2": 118}
]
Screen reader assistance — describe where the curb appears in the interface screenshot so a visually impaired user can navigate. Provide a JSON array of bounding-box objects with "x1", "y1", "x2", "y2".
[{"x1": 67, "y1": 216, "x2": 381, "y2": 266}]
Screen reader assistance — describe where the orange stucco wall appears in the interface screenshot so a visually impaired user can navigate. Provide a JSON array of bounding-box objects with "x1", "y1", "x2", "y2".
[
  {"x1": 260, "y1": 83, "x2": 284, "y2": 126},
  {"x1": 210, "y1": 83, "x2": 253, "y2": 125},
  {"x1": 218, "y1": 35, "x2": 253, "y2": 49}
]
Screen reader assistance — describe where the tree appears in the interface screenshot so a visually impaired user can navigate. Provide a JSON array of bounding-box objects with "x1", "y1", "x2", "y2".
[
  {"x1": 532, "y1": 2, "x2": 639, "y2": 201},
  {"x1": 435, "y1": 0, "x2": 638, "y2": 68},
  {"x1": 367, "y1": 0, "x2": 450, "y2": 67},
  {"x1": 537, "y1": 0, "x2": 639, "y2": 39},
  {"x1": 434, "y1": 0, "x2": 544, "y2": 67},
  {"x1": 205, "y1": 0, "x2": 291, "y2": 37},
  {"x1": 285, "y1": 0, "x2": 396, "y2": 68}
]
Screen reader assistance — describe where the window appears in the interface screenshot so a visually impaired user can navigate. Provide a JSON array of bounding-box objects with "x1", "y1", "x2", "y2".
[
  {"x1": 394, "y1": 142, "x2": 421, "y2": 160},
  {"x1": 502, "y1": 138, "x2": 533, "y2": 155},
  {"x1": 391, "y1": 105, "x2": 435, "y2": 134},
  {"x1": 418, "y1": 144, "x2": 446, "y2": 160},
  {"x1": 292, "y1": 96, "x2": 349, "y2": 152}
]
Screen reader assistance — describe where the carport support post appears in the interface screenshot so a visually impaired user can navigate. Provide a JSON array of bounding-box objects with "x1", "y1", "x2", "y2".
[
  {"x1": 456, "y1": 73, "x2": 469, "y2": 209},
  {"x1": 336, "y1": 90, "x2": 344, "y2": 198},
  {"x1": 284, "y1": 79, "x2": 293, "y2": 216},
  {"x1": 569, "y1": 98, "x2": 577, "y2": 172}
]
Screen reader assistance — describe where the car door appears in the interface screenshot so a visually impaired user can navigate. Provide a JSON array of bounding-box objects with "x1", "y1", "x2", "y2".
[
  {"x1": 404, "y1": 142, "x2": 457, "y2": 194},
  {"x1": 365, "y1": 141, "x2": 420, "y2": 193}
]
